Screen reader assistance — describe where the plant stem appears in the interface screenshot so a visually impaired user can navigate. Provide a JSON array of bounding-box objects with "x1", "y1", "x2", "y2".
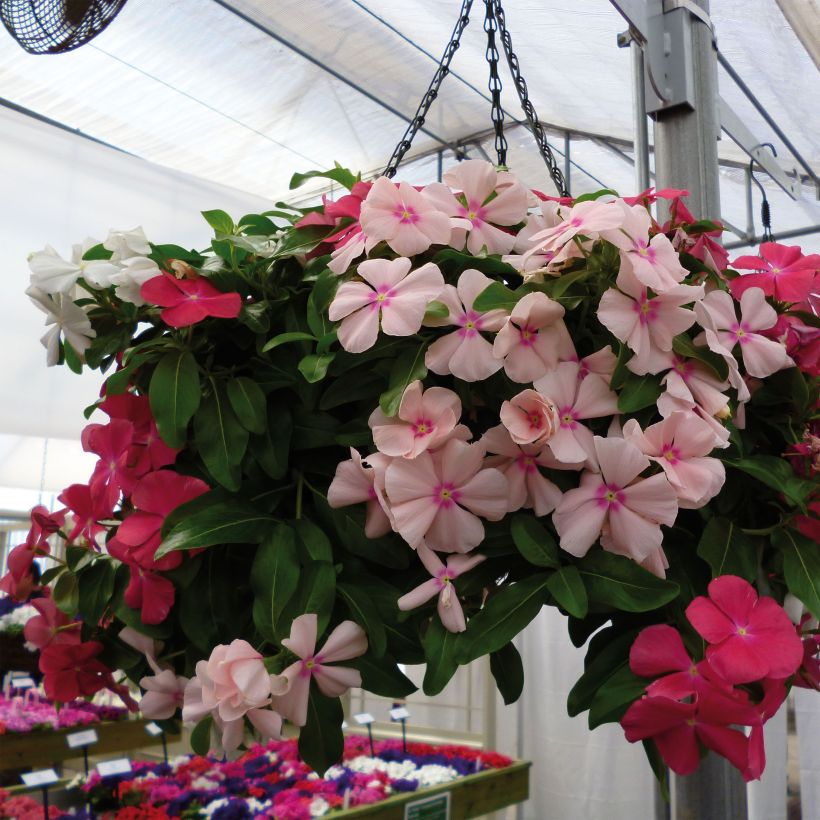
[{"x1": 295, "y1": 471, "x2": 304, "y2": 520}]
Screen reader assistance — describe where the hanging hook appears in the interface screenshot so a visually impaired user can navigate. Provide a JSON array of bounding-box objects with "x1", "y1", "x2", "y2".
[{"x1": 749, "y1": 143, "x2": 777, "y2": 244}]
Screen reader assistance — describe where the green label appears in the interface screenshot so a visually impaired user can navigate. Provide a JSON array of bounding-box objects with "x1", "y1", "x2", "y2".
[{"x1": 404, "y1": 792, "x2": 451, "y2": 820}]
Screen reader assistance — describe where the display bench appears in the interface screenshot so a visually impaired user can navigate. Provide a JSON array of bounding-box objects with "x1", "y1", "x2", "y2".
[
  {"x1": 335, "y1": 760, "x2": 530, "y2": 820},
  {"x1": 0, "y1": 718, "x2": 179, "y2": 771}
]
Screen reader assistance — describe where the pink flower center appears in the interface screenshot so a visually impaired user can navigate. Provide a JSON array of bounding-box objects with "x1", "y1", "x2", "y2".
[
  {"x1": 368, "y1": 285, "x2": 396, "y2": 311},
  {"x1": 301, "y1": 656, "x2": 322, "y2": 677},
  {"x1": 516, "y1": 324, "x2": 539, "y2": 347},
  {"x1": 729, "y1": 322, "x2": 752, "y2": 345},
  {"x1": 633, "y1": 294, "x2": 659, "y2": 325},
  {"x1": 596, "y1": 482, "x2": 625, "y2": 510},
  {"x1": 633, "y1": 240, "x2": 657, "y2": 263},
  {"x1": 661, "y1": 444, "x2": 680, "y2": 464},
  {"x1": 412, "y1": 418, "x2": 435, "y2": 438},
  {"x1": 558, "y1": 406, "x2": 577, "y2": 429},
  {"x1": 435, "y1": 568, "x2": 456, "y2": 590},
  {"x1": 458, "y1": 310, "x2": 484, "y2": 338},
  {"x1": 673, "y1": 357, "x2": 693, "y2": 379},
  {"x1": 433, "y1": 482, "x2": 461, "y2": 509},
  {"x1": 457, "y1": 200, "x2": 488, "y2": 226},
  {"x1": 515, "y1": 454, "x2": 537, "y2": 474},
  {"x1": 394, "y1": 205, "x2": 419, "y2": 224}
]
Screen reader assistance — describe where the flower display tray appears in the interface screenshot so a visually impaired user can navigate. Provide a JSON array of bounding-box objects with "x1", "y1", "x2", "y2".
[
  {"x1": 335, "y1": 760, "x2": 530, "y2": 820},
  {"x1": 0, "y1": 718, "x2": 178, "y2": 771}
]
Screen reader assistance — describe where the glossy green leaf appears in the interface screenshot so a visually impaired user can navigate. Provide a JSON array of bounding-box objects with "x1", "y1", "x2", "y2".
[
  {"x1": 298, "y1": 353, "x2": 336, "y2": 383},
  {"x1": 587, "y1": 664, "x2": 647, "y2": 729},
  {"x1": 77, "y1": 560, "x2": 116, "y2": 624},
  {"x1": 547, "y1": 566, "x2": 588, "y2": 618},
  {"x1": 262, "y1": 331, "x2": 316, "y2": 352},
  {"x1": 149, "y1": 350, "x2": 201, "y2": 448},
  {"x1": 193, "y1": 386, "x2": 249, "y2": 490},
  {"x1": 774, "y1": 528, "x2": 820, "y2": 618},
  {"x1": 290, "y1": 165, "x2": 359, "y2": 191},
  {"x1": 53, "y1": 570, "x2": 79, "y2": 615},
  {"x1": 617, "y1": 372, "x2": 662, "y2": 414},
  {"x1": 510, "y1": 515, "x2": 560, "y2": 568},
  {"x1": 293, "y1": 519, "x2": 333, "y2": 563},
  {"x1": 298, "y1": 687, "x2": 344, "y2": 774},
  {"x1": 258, "y1": 523, "x2": 301, "y2": 630},
  {"x1": 226, "y1": 377, "x2": 267, "y2": 434},
  {"x1": 490, "y1": 642, "x2": 524, "y2": 705},
  {"x1": 422, "y1": 620, "x2": 462, "y2": 696},
  {"x1": 696, "y1": 517, "x2": 757, "y2": 581},
  {"x1": 338, "y1": 583, "x2": 387, "y2": 657},
  {"x1": 472, "y1": 281, "x2": 521, "y2": 312},
  {"x1": 672, "y1": 334, "x2": 729, "y2": 381},
  {"x1": 729, "y1": 456, "x2": 817, "y2": 509},
  {"x1": 423, "y1": 300, "x2": 450, "y2": 320},
  {"x1": 578, "y1": 552, "x2": 679, "y2": 612},
  {"x1": 190, "y1": 716, "x2": 213, "y2": 756},
  {"x1": 432, "y1": 248, "x2": 518, "y2": 278},
  {"x1": 294, "y1": 562, "x2": 336, "y2": 636},
  {"x1": 202, "y1": 209, "x2": 234, "y2": 234},
  {"x1": 353, "y1": 655, "x2": 417, "y2": 698},
  {"x1": 379, "y1": 343, "x2": 428, "y2": 417},
  {"x1": 253, "y1": 403, "x2": 292, "y2": 480}
]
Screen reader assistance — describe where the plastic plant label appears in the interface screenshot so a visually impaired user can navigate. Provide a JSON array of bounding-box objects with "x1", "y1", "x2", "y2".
[
  {"x1": 66, "y1": 728, "x2": 99, "y2": 748},
  {"x1": 404, "y1": 792, "x2": 451, "y2": 820},
  {"x1": 145, "y1": 722, "x2": 164, "y2": 736},
  {"x1": 97, "y1": 758, "x2": 132, "y2": 777},
  {"x1": 353, "y1": 712, "x2": 375, "y2": 725},
  {"x1": 390, "y1": 706, "x2": 411, "y2": 720},
  {"x1": 21, "y1": 769, "x2": 59, "y2": 788},
  {"x1": 11, "y1": 676, "x2": 35, "y2": 689}
]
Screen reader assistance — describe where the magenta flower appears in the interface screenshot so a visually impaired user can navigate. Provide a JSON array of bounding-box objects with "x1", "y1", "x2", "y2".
[
  {"x1": 623, "y1": 411, "x2": 725, "y2": 508},
  {"x1": 327, "y1": 448, "x2": 392, "y2": 538},
  {"x1": 424, "y1": 159, "x2": 529, "y2": 255},
  {"x1": 59, "y1": 483, "x2": 112, "y2": 545},
  {"x1": 398, "y1": 544, "x2": 486, "y2": 633},
  {"x1": 368, "y1": 381, "x2": 461, "y2": 459},
  {"x1": 82, "y1": 418, "x2": 137, "y2": 509},
  {"x1": 328, "y1": 257, "x2": 444, "y2": 353},
  {"x1": 696, "y1": 288, "x2": 792, "y2": 378},
  {"x1": 23, "y1": 597, "x2": 80, "y2": 650},
  {"x1": 730, "y1": 242, "x2": 820, "y2": 304},
  {"x1": 384, "y1": 439, "x2": 508, "y2": 552},
  {"x1": 597, "y1": 270, "x2": 703, "y2": 375},
  {"x1": 424, "y1": 269, "x2": 507, "y2": 381},
  {"x1": 553, "y1": 436, "x2": 678, "y2": 561},
  {"x1": 272, "y1": 614, "x2": 368, "y2": 727},
  {"x1": 533, "y1": 361, "x2": 618, "y2": 464},
  {"x1": 493, "y1": 292, "x2": 571, "y2": 383},
  {"x1": 685, "y1": 576, "x2": 804, "y2": 684},
  {"x1": 140, "y1": 273, "x2": 242, "y2": 328},
  {"x1": 359, "y1": 177, "x2": 455, "y2": 256}
]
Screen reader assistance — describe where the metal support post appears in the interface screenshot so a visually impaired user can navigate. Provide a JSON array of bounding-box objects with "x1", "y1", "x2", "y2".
[
  {"x1": 744, "y1": 166, "x2": 755, "y2": 241},
  {"x1": 563, "y1": 132, "x2": 572, "y2": 195},
  {"x1": 630, "y1": 39, "x2": 651, "y2": 192},
  {"x1": 671, "y1": 753, "x2": 749, "y2": 820}
]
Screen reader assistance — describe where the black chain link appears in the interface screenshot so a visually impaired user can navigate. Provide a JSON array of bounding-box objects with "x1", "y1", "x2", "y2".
[
  {"x1": 483, "y1": 0, "x2": 507, "y2": 167},
  {"x1": 492, "y1": 0, "x2": 568, "y2": 195},
  {"x1": 383, "y1": 0, "x2": 473, "y2": 178}
]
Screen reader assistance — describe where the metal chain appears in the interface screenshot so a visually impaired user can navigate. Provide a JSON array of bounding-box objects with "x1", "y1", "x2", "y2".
[
  {"x1": 383, "y1": 0, "x2": 473, "y2": 178},
  {"x1": 483, "y1": 0, "x2": 507, "y2": 167},
  {"x1": 492, "y1": 0, "x2": 569, "y2": 195}
]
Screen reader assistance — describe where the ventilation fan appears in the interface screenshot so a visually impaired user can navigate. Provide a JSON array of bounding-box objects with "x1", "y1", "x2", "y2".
[{"x1": 1, "y1": 0, "x2": 128, "y2": 54}]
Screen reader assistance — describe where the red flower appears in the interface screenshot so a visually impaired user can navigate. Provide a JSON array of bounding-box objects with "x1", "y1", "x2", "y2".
[
  {"x1": 730, "y1": 242, "x2": 820, "y2": 304},
  {"x1": 141, "y1": 272, "x2": 242, "y2": 328},
  {"x1": 121, "y1": 565, "x2": 176, "y2": 626},
  {"x1": 23, "y1": 597, "x2": 80, "y2": 649},
  {"x1": 686, "y1": 576, "x2": 803, "y2": 684},
  {"x1": 0, "y1": 505, "x2": 62, "y2": 600},
  {"x1": 744, "y1": 677, "x2": 789, "y2": 781},
  {"x1": 59, "y1": 483, "x2": 113, "y2": 545},
  {"x1": 83, "y1": 418, "x2": 138, "y2": 508},
  {"x1": 39, "y1": 640, "x2": 110, "y2": 701}
]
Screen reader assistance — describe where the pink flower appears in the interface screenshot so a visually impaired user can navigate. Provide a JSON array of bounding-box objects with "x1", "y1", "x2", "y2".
[
  {"x1": 553, "y1": 436, "x2": 678, "y2": 561},
  {"x1": 685, "y1": 576, "x2": 804, "y2": 684},
  {"x1": 481, "y1": 424, "x2": 570, "y2": 515},
  {"x1": 59, "y1": 483, "x2": 112, "y2": 545},
  {"x1": 597, "y1": 270, "x2": 703, "y2": 375},
  {"x1": 182, "y1": 639, "x2": 285, "y2": 751},
  {"x1": 533, "y1": 361, "x2": 618, "y2": 464},
  {"x1": 398, "y1": 544, "x2": 485, "y2": 633},
  {"x1": 696, "y1": 288, "x2": 793, "y2": 378},
  {"x1": 139, "y1": 669, "x2": 189, "y2": 720},
  {"x1": 730, "y1": 242, "x2": 820, "y2": 304},
  {"x1": 500, "y1": 389, "x2": 559, "y2": 447},
  {"x1": 503, "y1": 200, "x2": 576, "y2": 276},
  {"x1": 384, "y1": 439, "x2": 508, "y2": 552},
  {"x1": 623, "y1": 412, "x2": 725, "y2": 508},
  {"x1": 424, "y1": 269, "x2": 507, "y2": 381},
  {"x1": 140, "y1": 273, "x2": 242, "y2": 328},
  {"x1": 0, "y1": 505, "x2": 60, "y2": 600},
  {"x1": 764, "y1": 315, "x2": 820, "y2": 377},
  {"x1": 82, "y1": 418, "x2": 137, "y2": 509},
  {"x1": 120, "y1": 568, "x2": 177, "y2": 626},
  {"x1": 423, "y1": 160, "x2": 529, "y2": 255},
  {"x1": 23, "y1": 598, "x2": 80, "y2": 649},
  {"x1": 272, "y1": 614, "x2": 367, "y2": 727},
  {"x1": 658, "y1": 354, "x2": 731, "y2": 420},
  {"x1": 328, "y1": 258, "x2": 444, "y2": 353},
  {"x1": 622, "y1": 187, "x2": 689, "y2": 207},
  {"x1": 327, "y1": 448, "x2": 392, "y2": 538},
  {"x1": 368, "y1": 381, "x2": 460, "y2": 459},
  {"x1": 573, "y1": 346, "x2": 617, "y2": 381},
  {"x1": 39, "y1": 641, "x2": 111, "y2": 702},
  {"x1": 493, "y1": 292, "x2": 571, "y2": 383},
  {"x1": 359, "y1": 177, "x2": 455, "y2": 256}
]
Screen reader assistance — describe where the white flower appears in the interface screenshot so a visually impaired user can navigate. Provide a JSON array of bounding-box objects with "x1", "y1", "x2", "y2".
[
  {"x1": 310, "y1": 797, "x2": 331, "y2": 817},
  {"x1": 109, "y1": 256, "x2": 161, "y2": 305},
  {"x1": 202, "y1": 798, "x2": 229, "y2": 817},
  {"x1": 27, "y1": 286, "x2": 96, "y2": 367},
  {"x1": 104, "y1": 227, "x2": 152, "y2": 261},
  {"x1": 28, "y1": 243, "x2": 120, "y2": 293},
  {"x1": 0, "y1": 603, "x2": 37, "y2": 633},
  {"x1": 190, "y1": 776, "x2": 221, "y2": 791}
]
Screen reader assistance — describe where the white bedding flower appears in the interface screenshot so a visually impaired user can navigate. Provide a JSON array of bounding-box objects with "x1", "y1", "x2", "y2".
[
  {"x1": 28, "y1": 244, "x2": 119, "y2": 294},
  {"x1": 0, "y1": 603, "x2": 37, "y2": 633},
  {"x1": 104, "y1": 227, "x2": 152, "y2": 261},
  {"x1": 27, "y1": 286, "x2": 96, "y2": 366},
  {"x1": 109, "y1": 256, "x2": 161, "y2": 305},
  {"x1": 310, "y1": 797, "x2": 331, "y2": 817}
]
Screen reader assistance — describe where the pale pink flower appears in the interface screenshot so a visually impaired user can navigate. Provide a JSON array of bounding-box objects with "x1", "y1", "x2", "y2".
[
  {"x1": 398, "y1": 543, "x2": 486, "y2": 633},
  {"x1": 272, "y1": 614, "x2": 367, "y2": 728},
  {"x1": 328, "y1": 257, "x2": 444, "y2": 353},
  {"x1": 493, "y1": 292, "x2": 572, "y2": 383},
  {"x1": 503, "y1": 200, "x2": 577, "y2": 276},
  {"x1": 482, "y1": 424, "x2": 572, "y2": 515},
  {"x1": 423, "y1": 160, "x2": 529, "y2": 255},
  {"x1": 500, "y1": 389, "x2": 559, "y2": 447},
  {"x1": 601, "y1": 201, "x2": 687, "y2": 292},
  {"x1": 598, "y1": 269, "x2": 704, "y2": 375},
  {"x1": 359, "y1": 177, "x2": 455, "y2": 256},
  {"x1": 384, "y1": 439, "x2": 508, "y2": 552},
  {"x1": 327, "y1": 448, "x2": 392, "y2": 537},
  {"x1": 533, "y1": 361, "x2": 619, "y2": 464},
  {"x1": 368, "y1": 381, "x2": 460, "y2": 459},
  {"x1": 640, "y1": 546, "x2": 671, "y2": 579},
  {"x1": 696, "y1": 288, "x2": 793, "y2": 378},
  {"x1": 623, "y1": 412, "x2": 725, "y2": 508},
  {"x1": 139, "y1": 669, "x2": 189, "y2": 720},
  {"x1": 553, "y1": 436, "x2": 679, "y2": 562},
  {"x1": 573, "y1": 346, "x2": 617, "y2": 381},
  {"x1": 659, "y1": 354, "x2": 731, "y2": 419},
  {"x1": 424, "y1": 269, "x2": 508, "y2": 381}
]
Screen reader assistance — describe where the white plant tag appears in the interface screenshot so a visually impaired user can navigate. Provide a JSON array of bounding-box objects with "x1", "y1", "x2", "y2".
[{"x1": 66, "y1": 728, "x2": 99, "y2": 748}]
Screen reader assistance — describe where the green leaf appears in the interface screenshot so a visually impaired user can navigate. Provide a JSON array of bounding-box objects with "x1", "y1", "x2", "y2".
[
  {"x1": 77, "y1": 560, "x2": 115, "y2": 624},
  {"x1": 472, "y1": 281, "x2": 520, "y2": 312},
  {"x1": 379, "y1": 343, "x2": 428, "y2": 417},
  {"x1": 262, "y1": 331, "x2": 316, "y2": 352},
  {"x1": 460, "y1": 574, "x2": 550, "y2": 663},
  {"x1": 510, "y1": 515, "x2": 560, "y2": 568},
  {"x1": 298, "y1": 687, "x2": 344, "y2": 774},
  {"x1": 293, "y1": 519, "x2": 333, "y2": 562},
  {"x1": 578, "y1": 552, "x2": 680, "y2": 612},
  {"x1": 238, "y1": 214, "x2": 277, "y2": 235},
  {"x1": 338, "y1": 583, "x2": 387, "y2": 657},
  {"x1": 226, "y1": 377, "x2": 267, "y2": 435},
  {"x1": 294, "y1": 562, "x2": 336, "y2": 636},
  {"x1": 588, "y1": 664, "x2": 647, "y2": 729},
  {"x1": 610, "y1": 342, "x2": 631, "y2": 391},
  {"x1": 190, "y1": 716, "x2": 213, "y2": 756},
  {"x1": 422, "y1": 620, "x2": 462, "y2": 696},
  {"x1": 729, "y1": 456, "x2": 817, "y2": 510},
  {"x1": 544, "y1": 267, "x2": 592, "y2": 300},
  {"x1": 617, "y1": 372, "x2": 662, "y2": 414},
  {"x1": 259, "y1": 523, "x2": 301, "y2": 630},
  {"x1": 490, "y1": 642, "x2": 524, "y2": 705},
  {"x1": 431, "y1": 248, "x2": 518, "y2": 278},
  {"x1": 643, "y1": 741, "x2": 670, "y2": 801},
  {"x1": 202, "y1": 209, "x2": 234, "y2": 235},
  {"x1": 672, "y1": 335, "x2": 729, "y2": 381},
  {"x1": 547, "y1": 566, "x2": 588, "y2": 618},
  {"x1": 149, "y1": 350, "x2": 201, "y2": 448},
  {"x1": 81, "y1": 243, "x2": 113, "y2": 261},
  {"x1": 696, "y1": 517, "x2": 757, "y2": 581},
  {"x1": 574, "y1": 189, "x2": 619, "y2": 203},
  {"x1": 298, "y1": 353, "x2": 336, "y2": 383},
  {"x1": 353, "y1": 655, "x2": 417, "y2": 698},
  {"x1": 53, "y1": 571, "x2": 79, "y2": 615},
  {"x1": 253, "y1": 403, "x2": 292, "y2": 480},
  {"x1": 193, "y1": 385, "x2": 249, "y2": 491},
  {"x1": 290, "y1": 165, "x2": 359, "y2": 191},
  {"x1": 63, "y1": 340, "x2": 83, "y2": 374},
  {"x1": 423, "y1": 300, "x2": 450, "y2": 320},
  {"x1": 156, "y1": 501, "x2": 273, "y2": 557},
  {"x1": 774, "y1": 528, "x2": 820, "y2": 618}
]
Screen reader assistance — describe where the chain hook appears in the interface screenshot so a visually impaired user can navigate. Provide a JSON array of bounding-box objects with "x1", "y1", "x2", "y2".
[{"x1": 749, "y1": 142, "x2": 777, "y2": 243}]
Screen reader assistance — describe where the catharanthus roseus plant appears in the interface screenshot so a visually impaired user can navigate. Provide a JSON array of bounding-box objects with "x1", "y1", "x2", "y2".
[{"x1": 8, "y1": 160, "x2": 818, "y2": 780}]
